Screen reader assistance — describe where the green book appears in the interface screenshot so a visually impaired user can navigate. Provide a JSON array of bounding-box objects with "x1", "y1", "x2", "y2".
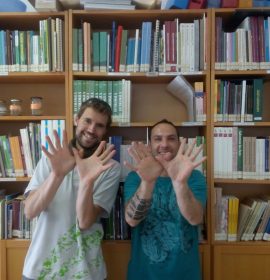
[
  {"x1": 92, "y1": 32, "x2": 100, "y2": 72},
  {"x1": 119, "y1": 29, "x2": 128, "y2": 72},
  {"x1": 253, "y1": 78, "x2": 263, "y2": 121},
  {"x1": 99, "y1": 31, "x2": 107, "y2": 72},
  {"x1": 72, "y1": 28, "x2": 78, "y2": 71}
]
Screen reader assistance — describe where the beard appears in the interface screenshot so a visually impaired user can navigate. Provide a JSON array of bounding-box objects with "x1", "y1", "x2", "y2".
[{"x1": 69, "y1": 137, "x2": 100, "y2": 159}]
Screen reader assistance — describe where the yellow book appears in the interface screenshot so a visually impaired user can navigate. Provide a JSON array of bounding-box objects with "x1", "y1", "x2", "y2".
[
  {"x1": 8, "y1": 136, "x2": 24, "y2": 177},
  {"x1": 238, "y1": 0, "x2": 252, "y2": 8}
]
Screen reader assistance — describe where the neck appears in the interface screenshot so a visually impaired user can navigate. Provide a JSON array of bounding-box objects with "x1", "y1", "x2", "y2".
[{"x1": 160, "y1": 169, "x2": 168, "y2": 177}]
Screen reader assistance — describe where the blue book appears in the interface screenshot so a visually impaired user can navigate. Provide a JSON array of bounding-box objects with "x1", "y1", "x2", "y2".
[
  {"x1": 110, "y1": 136, "x2": 122, "y2": 162},
  {"x1": 253, "y1": 0, "x2": 270, "y2": 6},
  {"x1": 111, "y1": 21, "x2": 117, "y2": 72},
  {"x1": 263, "y1": 217, "x2": 270, "y2": 240},
  {"x1": 126, "y1": 38, "x2": 135, "y2": 72},
  {"x1": 0, "y1": 0, "x2": 26, "y2": 12},
  {"x1": 162, "y1": 0, "x2": 189, "y2": 9},
  {"x1": 207, "y1": 0, "x2": 221, "y2": 7},
  {"x1": 140, "y1": 22, "x2": 147, "y2": 72},
  {"x1": 145, "y1": 22, "x2": 152, "y2": 73},
  {"x1": 264, "y1": 19, "x2": 269, "y2": 63}
]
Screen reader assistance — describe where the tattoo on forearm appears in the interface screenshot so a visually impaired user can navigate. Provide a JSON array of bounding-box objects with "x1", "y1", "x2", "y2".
[{"x1": 126, "y1": 193, "x2": 152, "y2": 220}]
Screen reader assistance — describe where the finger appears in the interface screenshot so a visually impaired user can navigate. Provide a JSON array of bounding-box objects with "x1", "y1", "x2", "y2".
[
  {"x1": 46, "y1": 135, "x2": 57, "y2": 153},
  {"x1": 124, "y1": 160, "x2": 137, "y2": 171},
  {"x1": 193, "y1": 156, "x2": 207, "y2": 168},
  {"x1": 178, "y1": 137, "x2": 186, "y2": 155},
  {"x1": 62, "y1": 129, "x2": 69, "y2": 146},
  {"x1": 127, "y1": 145, "x2": 141, "y2": 163},
  {"x1": 190, "y1": 144, "x2": 203, "y2": 161},
  {"x1": 99, "y1": 144, "x2": 115, "y2": 161},
  {"x1": 132, "y1": 141, "x2": 145, "y2": 160},
  {"x1": 185, "y1": 139, "x2": 196, "y2": 157},
  {"x1": 101, "y1": 149, "x2": 116, "y2": 164},
  {"x1": 53, "y1": 130, "x2": 61, "y2": 150},
  {"x1": 41, "y1": 145, "x2": 52, "y2": 158},
  {"x1": 94, "y1": 141, "x2": 107, "y2": 156},
  {"x1": 137, "y1": 142, "x2": 150, "y2": 157},
  {"x1": 155, "y1": 155, "x2": 166, "y2": 168},
  {"x1": 100, "y1": 161, "x2": 114, "y2": 172}
]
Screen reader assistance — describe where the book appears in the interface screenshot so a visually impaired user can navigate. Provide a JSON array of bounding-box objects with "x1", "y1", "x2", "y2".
[
  {"x1": 166, "y1": 75, "x2": 195, "y2": 122},
  {"x1": 221, "y1": 0, "x2": 239, "y2": 8},
  {"x1": 207, "y1": 0, "x2": 221, "y2": 7},
  {"x1": 188, "y1": 0, "x2": 206, "y2": 8},
  {"x1": 161, "y1": 0, "x2": 189, "y2": 9},
  {"x1": 8, "y1": 136, "x2": 24, "y2": 177}
]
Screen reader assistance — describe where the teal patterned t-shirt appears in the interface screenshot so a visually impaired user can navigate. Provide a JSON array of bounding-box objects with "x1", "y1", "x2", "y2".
[{"x1": 124, "y1": 170, "x2": 207, "y2": 280}]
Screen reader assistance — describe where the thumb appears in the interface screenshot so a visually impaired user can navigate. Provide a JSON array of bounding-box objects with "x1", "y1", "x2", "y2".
[{"x1": 155, "y1": 155, "x2": 166, "y2": 167}]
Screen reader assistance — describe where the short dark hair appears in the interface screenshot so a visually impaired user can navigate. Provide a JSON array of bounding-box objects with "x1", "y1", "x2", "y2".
[
  {"x1": 77, "y1": 98, "x2": 112, "y2": 128},
  {"x1": 149, "y1": 119, "x2": 179, "y2": 140}
]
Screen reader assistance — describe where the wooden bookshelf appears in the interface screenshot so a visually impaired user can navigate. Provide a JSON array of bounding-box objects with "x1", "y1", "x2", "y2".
[
  {"x1": 0, "y1": 8, "x2": 213, "y2": 280},
  {"x1": 210, "y1": 7, "x2": 270, "y2": 280},
  {"x1": 0, "y1": 11, "x2": 70, "y2": 280}
]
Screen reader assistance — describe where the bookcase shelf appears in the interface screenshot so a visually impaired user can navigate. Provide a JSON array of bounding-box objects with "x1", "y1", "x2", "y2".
[
  {"x1": 211, "y1": 7, "x2": 270, "y2": 280},
  {"x1": 7, "y1": 6, "x2": 270, "y2": 280},
  {"x1": 0, "y1": 10, "x2": 70, "y2": 280},
  {"x1": 68, "y1": 8, "x2": 211, "y2": 280}
]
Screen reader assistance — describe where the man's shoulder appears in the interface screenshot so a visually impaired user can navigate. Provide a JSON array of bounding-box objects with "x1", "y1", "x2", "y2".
[
  {"x1": 189, "y1": 169, "x2": 206, "y2": 184},
  {"x1": 110, "y1": 158, "x2": 121, "y2": 169}
]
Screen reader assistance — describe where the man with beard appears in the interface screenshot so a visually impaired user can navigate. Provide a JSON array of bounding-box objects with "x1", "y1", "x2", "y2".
[
  {"x1": 124, "y1": 119, "x2": 207, "y2": 280},
  {"x1": 22, "y1": 98, "x2": 121, "y2": 280}
]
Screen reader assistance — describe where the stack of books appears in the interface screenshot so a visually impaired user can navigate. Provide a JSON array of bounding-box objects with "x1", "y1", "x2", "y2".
[{"x1": 81, "y1": 0, "x2": 136, "y2": 10}]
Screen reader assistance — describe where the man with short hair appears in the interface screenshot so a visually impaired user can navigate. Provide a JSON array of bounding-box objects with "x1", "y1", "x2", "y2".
[
  {"x1": 23, "y1": 98, "x2": 121, "y2": 280},
  {"x1": 124, "y1": 119, "x2": 207, "y2": 280}
]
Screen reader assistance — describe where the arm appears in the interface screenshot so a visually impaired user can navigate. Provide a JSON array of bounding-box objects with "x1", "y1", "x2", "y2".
[
  {"x1": 74, "y1": 141, "x2": 116, "y2": 230},
  {"x1": 24, "y1": 130, "x2": 75, "y2": 220},
  {"x1": 124, "y1": 142, "x2": 162, "y2": 227},
  {"x1": 157, "y1": 138, "x2": 207, "y2": 225}
]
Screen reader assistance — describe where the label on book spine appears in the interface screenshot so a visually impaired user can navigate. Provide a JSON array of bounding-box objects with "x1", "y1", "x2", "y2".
[
  {"x1": 233, "y1": 122, "x2": 255, "y2": 126},
  {"x1": 108, "y1": 72, "x2": 130, "y2": 76},
  {"x1": 182, "y1": 122, "x2": 204, "y2": 126}
]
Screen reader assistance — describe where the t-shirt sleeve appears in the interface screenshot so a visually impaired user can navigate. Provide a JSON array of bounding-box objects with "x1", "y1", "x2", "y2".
[
  {"x1": 24, "y1": 156, "x2": 51, "y2": 194},
  {"x1": 93, "y1": 160, "x2": 121, "y2": 218},
  {"x1": 188, "y1": 170, "x2": 207, "y2": 208},
  {"x1": 123, "y1": 171, "x2": 141, "y2": 204}
]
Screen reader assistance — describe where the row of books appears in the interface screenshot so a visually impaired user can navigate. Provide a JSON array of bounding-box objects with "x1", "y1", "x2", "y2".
[
  {"x1": 0, "y1": 17, "x2": 64, "y2": 73},
  {"x1": 214, "y1": 187, "x2": 270, "y2": 242},
  {"x1": 213, "y1": 79, "x2": 263, "y2": 122},
  {"x1": 214, "y1": 127, "x2": 270, "y2": 179},
  {"x1": 215, "y1": 15, "x2": 270, "y2": 70},
  {"x1": 73, "y1": 79, "x2": 131, "y2": 124},
  {"x1": 0, "y1": 192, "x2": 38, "y2": 239},
  {"x1": 72, "y1": 16, "x2": 206, "y2": 73},
  {"x1": 101, "y1": 183, "x2": 131, "y2": 240},
  {"x1": 0, "y1": 120, "x2": 65, "y2": 179}
]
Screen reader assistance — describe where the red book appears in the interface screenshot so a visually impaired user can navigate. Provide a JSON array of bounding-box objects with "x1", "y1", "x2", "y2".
[
  {"x1": 114, "y1": 25, "x2": 123, "y2": 72},
  {"x1": 221, "y1": 0, "x2": 239, "y2": 8},
  {"x1": 188, "y1": 0, "x2": 207, "y2": 9}
]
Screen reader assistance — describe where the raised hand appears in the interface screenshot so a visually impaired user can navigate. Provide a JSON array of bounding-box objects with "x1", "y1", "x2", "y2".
[
  {"x1": 156, "y1": 138, "x2": 206, "y2": 184},
  {"x1": 42, "y1": 130, "x2": 75, "y2": 177},
  {"x1": 73, "y1": 141, "x2": 116, "y2": 185},
  {"x1": 125, "y1": 141, "x2": 163, "y2": 183}
]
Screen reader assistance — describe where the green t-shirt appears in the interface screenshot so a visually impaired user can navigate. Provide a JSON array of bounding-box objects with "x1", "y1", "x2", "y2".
[{"x1": 124, "y1": 170, "x2": 207, "y2": 280}]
